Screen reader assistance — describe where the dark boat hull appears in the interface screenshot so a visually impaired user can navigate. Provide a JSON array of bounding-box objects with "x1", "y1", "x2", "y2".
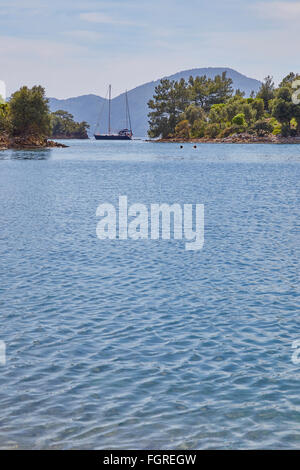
[{"x1": 94, "y1": 134, "x2": 132, "y2": 141}]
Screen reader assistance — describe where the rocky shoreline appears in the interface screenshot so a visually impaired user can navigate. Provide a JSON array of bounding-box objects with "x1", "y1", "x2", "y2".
[
  {"x1": 0, "y1": 134, "x2": 69, "y2": 150},
  {"x1": 153, "y1": 133, "x2": 300, "y2": 144},
  {"x1": 51, "y1": 134, "x2": 89, "y2": 140}
]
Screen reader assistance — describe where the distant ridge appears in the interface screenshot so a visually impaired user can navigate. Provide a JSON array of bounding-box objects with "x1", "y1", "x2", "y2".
[{"x1": 49, "y1": 67, "x2": 261, "y2": 137}]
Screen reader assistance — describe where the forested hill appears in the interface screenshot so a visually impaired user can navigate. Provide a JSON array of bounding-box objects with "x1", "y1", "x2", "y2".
[{"x1": 49, "y1": 68, "x2": 261, "y2": 137}]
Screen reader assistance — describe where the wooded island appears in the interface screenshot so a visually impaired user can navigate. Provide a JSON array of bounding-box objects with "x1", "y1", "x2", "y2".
[
  {"x1": 147, "y1": 72, "x2": 300, "y2": 143},
  {"x1": 0, "y1": 86, "x2": 89, "y2": 150}
]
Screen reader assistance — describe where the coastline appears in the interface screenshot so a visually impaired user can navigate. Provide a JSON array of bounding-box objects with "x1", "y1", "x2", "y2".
[
  {"x1": 51, "y1": 134, "x2": 89, "y2": 140},
  {"x1": 0, "y1": 134, "x2": 68, "y2": 150},
  {"x1": 151, "y1": 134, "x2": 300, "y2": 144}
]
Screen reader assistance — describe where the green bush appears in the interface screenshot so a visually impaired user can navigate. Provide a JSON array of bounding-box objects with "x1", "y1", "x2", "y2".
[
  {"x1": 174, "y1": 119, "x2": 190, "y2": 139},
  {"x1": 253, "y1": 119, "x2": 273, "y2": 136},
  {"x1": 205, "y1": 123, "x2": 220, "y2": 139},
  {"x1": 281, "y1": 123, "x2": 291, "y2": 137},
  {"x1": 232, "y1": 113, "x2": 246, "y2": 127},
  {"x1": 0, "y1": 103, "x2": 11, "y2": 133},
  {"x1": 219, "y1": 126, "x2": 235, "y2": 138},
  {"x1": 191, "y1": 119, "x2": 206, "y2": 138},
  {"x1": 268, "y1": 117, "x2": 281, "y2": 135}
]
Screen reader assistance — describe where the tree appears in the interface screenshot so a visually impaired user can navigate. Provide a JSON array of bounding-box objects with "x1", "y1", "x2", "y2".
[
  {"x1": 292, "y1": 102, "x2": 300, "y2": 135},
  {"x1": 148, "y1": 73, "x2": 234, "y2": 137},
  {"x1": 148, "y1": 79, "x2": 189, "y2": 138},
  {"x1": 207, "y1": 72, "x2": 234, "y2": 109},
  {"x1": 271, "y1": 87, "x2": 293, "y2": 136},
  {"x1": 188, "y1": 75, "x2": 209, "y2": 108},
  {"x1": 240, "y1": 102, "x2": 255, "y2": 124},
  {"x1": 253, "y1": 119, "x2": 273, "y2": 136},
  {"x1": 148, "y1": 79, "x2": 174, "y2": 138},
  {"x1": 9, "y1": 85, "x2": 50, "y2": 137},
  {"x1": 251, "y1": 98, "x2": 265, "y2": 120},
  {"x1": 209, "y1": 103, "x2": 228, "y2": 124},
  {"x1": 147, "y1": 70, "x2": 300, "y2": 139},
  {"x1": 0, "y1": 103, "x2": 11, "y2": 133},
  {"x1": 271, "y1": 100, "x2": 292, "y2": 136},
  {"x1": 50, "y1": 110, "x2": 89, "y2": 138},
  {"x1": 235, "y1": 89, "x2": 246, "y2": 98},
  {"x1": 188, "y1": 72, "x2": 233, "y2": 111},
  {"x1": 191, "y1": 119, "x2": 206, "y2": 138},
  {"x1": 75, "y1": 121, "x2": 90, "y2": 139},
  {"x1": 278, "y1": 74, "x2": 300, "y2": 133},
  {"x1": 271, "y1": 98, "x2": 292, "y2": 124},
  {"x1": 175, "y1": 120, "x2": 190, "y2": 139},
  {"x1": 257, "y1": 76, "x2": 275, "y2": 112},
  {"x1": 205, "y1": 123, "x2": 220, "y2": 139},
  {"x1": 279, "y1": 72, "x2": 300, "y2": 88},
  {"x1": 224, "y1": 97, "x2": 245, "y2": 121},
  {"x1": 182, "y1": 104, "x2": 206, "y2": 125}
]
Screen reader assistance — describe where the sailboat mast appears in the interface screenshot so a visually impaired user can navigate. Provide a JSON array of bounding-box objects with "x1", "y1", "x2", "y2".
[
  {"x1": 108, "y1": 84, "x2": 111, "y2": 135},
  {"x1": 126, "y1": 91, "x2": 132, "y2": 132},
  {"x1": 125, "y1": 91, "x2": 128, "y2": 129}
]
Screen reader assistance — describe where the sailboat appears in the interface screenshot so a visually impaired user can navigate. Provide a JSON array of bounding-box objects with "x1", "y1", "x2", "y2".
[{"x1": 94, "y1": 85, "x2": 133, "y2": 140}]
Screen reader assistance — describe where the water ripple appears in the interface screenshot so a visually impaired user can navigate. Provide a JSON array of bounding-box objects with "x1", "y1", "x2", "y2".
[{"x1": 0, "y1": 141, "x2": 300, "y2": 449}]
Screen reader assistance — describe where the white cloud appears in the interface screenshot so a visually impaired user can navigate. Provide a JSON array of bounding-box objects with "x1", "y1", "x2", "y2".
[
  {"x1": 0, "y1": 35, "x2": 93, "y2": 97},
  {"x1": 0, "y1": 0, "x2": 43, "y2": 7},
  {"x1": 63, "y1": 30, "x2": 103, "y2": 41},
  {"x1": 255, "y1": 1, "x2": 300, "y2": 21},
  {"x1": 192, "y1": 27, "x2": 298, "y2": 84},
  {"x1": 0, "y1": 35, "x2": 88, "y2": 60},
  {"x1": 80, "y1": 11, "x2": 135, "y2": 25}
]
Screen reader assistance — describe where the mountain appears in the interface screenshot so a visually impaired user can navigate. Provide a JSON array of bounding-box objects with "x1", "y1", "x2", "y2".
[{"x1": 49, "y1": 67, "x2": 261, "y2": 137}]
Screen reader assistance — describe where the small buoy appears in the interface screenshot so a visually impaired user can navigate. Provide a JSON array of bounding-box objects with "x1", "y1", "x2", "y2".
[
  {"x1": 194, "y1": 145, "x2": 197, "y2": 148},
  {"x1": 180, "y1": 145, "x2": 183, "y2": 149}
]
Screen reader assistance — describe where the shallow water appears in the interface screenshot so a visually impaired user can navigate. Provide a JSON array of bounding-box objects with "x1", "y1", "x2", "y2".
[{"x1": 0, "y1": 140, "x2": 300, "y2": 449}]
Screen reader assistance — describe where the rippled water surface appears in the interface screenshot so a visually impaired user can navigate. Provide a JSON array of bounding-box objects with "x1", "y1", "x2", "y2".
[{"x1": 0, "y1": 140, "x2": 300, "y2": 449}]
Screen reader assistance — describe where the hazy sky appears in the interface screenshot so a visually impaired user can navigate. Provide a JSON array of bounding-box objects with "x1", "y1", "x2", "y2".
[{"x1": 0, "y1": 0, "x2": 299, "y2": 98}]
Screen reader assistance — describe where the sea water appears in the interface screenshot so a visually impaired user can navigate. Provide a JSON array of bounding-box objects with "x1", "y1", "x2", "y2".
[{"x1": 0, "y1": 140, "x2": 299, "y2": 449}]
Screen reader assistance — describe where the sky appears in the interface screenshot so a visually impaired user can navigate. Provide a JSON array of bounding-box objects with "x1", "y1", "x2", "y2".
[{"x1": 0, "y1": 0, "x2": 299, "y2": 98}]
